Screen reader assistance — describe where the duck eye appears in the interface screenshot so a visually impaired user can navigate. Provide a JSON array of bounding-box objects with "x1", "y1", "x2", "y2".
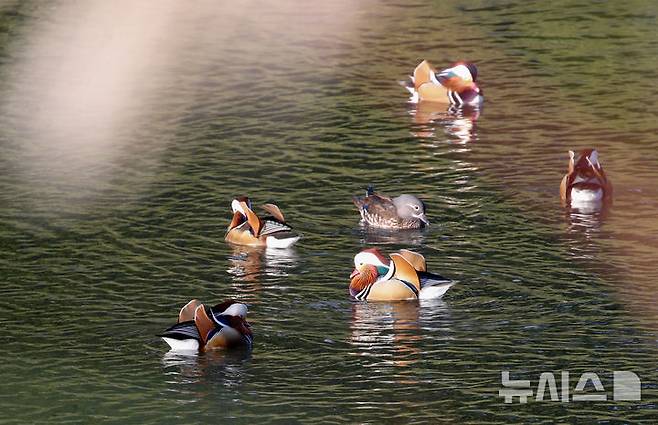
[{"x1": 414, "y1": 205, "x2": 419, "y2": 210}]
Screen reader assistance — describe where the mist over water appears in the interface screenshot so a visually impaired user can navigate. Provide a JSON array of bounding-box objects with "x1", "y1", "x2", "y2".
[{"x1": 0, "y1": 1, "x2": 656, "y2": 423}]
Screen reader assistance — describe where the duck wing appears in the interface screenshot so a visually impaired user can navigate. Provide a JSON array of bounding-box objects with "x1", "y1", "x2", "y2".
[
  {"x1": 159, "y1": 320, "x2": 201, "y2": 342},
  {"x1": 413, "y1": 60, "x2": 438, "y2": 89},
  {"x1": 398, "y1": 249, "x2": 427, "y2": 272},
  {"x1": 194, "y1": 304, "x2": 217, "y2": 344},
  {"x1": 390, "y1": 253, "x2": 421, "y2": 291},
  {"x1": 178, "y1": 299, "x2": 201, "y2": 323},
  {"x1": 418, "y1": 271, "x2": 454, "y2": 300},
  {"x1": 258, "y1": 218, "x2": 293, "y2": 236},
  {"x1": 241, "y1": 202, "x2": 263, "y2": 236},
  {"x1": 356, "y1": 193, "x2": 397, "y2": 218},
  {"x1": 418, "y1": 271, "x2": 452, "y2": 287},
  {"x1": 261, "y1": 203, "x2": 286, "y2": 223}
]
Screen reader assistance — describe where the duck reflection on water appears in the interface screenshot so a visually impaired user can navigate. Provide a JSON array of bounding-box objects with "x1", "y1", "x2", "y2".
[
  {"x1": 227, "y1": 244, "x2": 299, "y2": 283},
  {"x1": 349, "y1": 300, "x2": 451, "y2": 366},
  {"x1": 350, "y1": 302, "x2": 422, "y2": 370},
  {"x1": 349, "y1": 300, "x2": 454, "y2": 389},
  {"x1": 161, "y1": 348, "x2": 251, "y2": 388},
  {"x1": 409, "y1": 101, "x2": 480, "y2": 144},
  {"x1": 562, "y1": 204, "x2": 610, "y2": 262},
  {"x1": 358, "y1": 225, "x2": 427, "y2": 246}
]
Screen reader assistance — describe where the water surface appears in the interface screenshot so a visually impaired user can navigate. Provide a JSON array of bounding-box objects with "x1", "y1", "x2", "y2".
[{"x1": 0, "y1": 1, "x2": 657, "y2": 423}]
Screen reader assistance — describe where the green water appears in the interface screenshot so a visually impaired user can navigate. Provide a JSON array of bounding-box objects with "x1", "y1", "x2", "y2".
[{"x1": 0, "y1": 1, "x2": 656, "y2": 423}]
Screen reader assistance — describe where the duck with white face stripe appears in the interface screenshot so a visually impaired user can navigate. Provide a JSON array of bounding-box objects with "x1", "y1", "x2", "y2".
[
  {"x1": 560, "y1": 149, "x2": 613, "y2": 207},
  {"x1": 159, "y1": 299, "x2": 253, "y2": 352},
  {"x1": 226, "y1": 196, "x2": 301, "y2": 248},
  {"x1": 349, "y1": 248, "x2": 455, "y2": 302},
  {"x1": 402, "y1": 59, "x2": 483, "y2": 107}
]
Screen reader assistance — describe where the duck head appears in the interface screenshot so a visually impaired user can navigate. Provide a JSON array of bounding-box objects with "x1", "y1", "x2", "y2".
[
  {"x1": 228, "y1": 196, "x2": 262, "y2": 235},
  {"x1": 212, "y1": 300, "x2": 253, "y2": 340},
  {"x1": 231, "y1": 196, "x2": 252, "y2": 216},
  {"x1": 213, "y1": 299, "x2": 249, "y2": 319},
  {"x1": 436, "y1": 62, "x2": 483, "y2": 107},
  {"x1": 392, "y1": 194, "x2": 429, "y2": 226},
  {"x1": 437, "y1": 62, "x2": 478, "y2": 83},
  {"x1": 350, "y1": 248, "x2": 394, "y2": 294}
]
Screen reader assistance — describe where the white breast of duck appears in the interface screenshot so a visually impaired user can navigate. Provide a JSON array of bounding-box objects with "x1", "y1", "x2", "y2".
[
  {"x1": 571, "y1": 186, "x2": 604, "y2": 203},
  {"x1": 570, "y1": 174, "x2": 604, "y2": 204}
]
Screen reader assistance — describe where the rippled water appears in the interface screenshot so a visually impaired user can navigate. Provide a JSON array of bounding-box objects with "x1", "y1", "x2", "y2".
[{"x1": 1, "y1": 1, "x2": 657, "y2": 423}]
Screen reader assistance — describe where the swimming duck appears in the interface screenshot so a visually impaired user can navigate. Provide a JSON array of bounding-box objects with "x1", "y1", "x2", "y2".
[
  {"x1": 349, "y1": 248, "x2": 454, "y2": 301},
  {"x1": 225, "y1": 196, "x2": 301, "y2": 248},
  {"x1": 159, "y1": 299, "x2": 253, "y2": 352},
  {"x1": 353, "y1": 186, "x2": 429, "y2": 229},
  {"x1": 402, "y1": 60, "x2": 483, "y2": 106},
  {"x1": 560, "y1": 149, "x2": 612, "y2": 206}
]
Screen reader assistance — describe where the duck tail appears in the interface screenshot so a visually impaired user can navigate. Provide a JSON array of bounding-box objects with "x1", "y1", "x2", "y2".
[
  {"x1": 418, "y1": 272, "x2": 455, "y2": 300},
  {"x1": 265, "y1": 233, "x2": 301, "y2": 249},
  {"x1": 398, "y1": 78, "x2": 415, "y2": 95},
  {"x1": 159, "y1": 321, "x2": 201, "y2": 351}
]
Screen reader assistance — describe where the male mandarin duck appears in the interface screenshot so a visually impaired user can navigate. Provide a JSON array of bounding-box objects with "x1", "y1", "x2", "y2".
[
  {"x1": 402, "y1": 59, "x2": 483, "y2": 106},
  {"x1": 560, "y1": 149, "x2": 612, "y2": 206},
  {"x1": 349, "y1": 248, "x2": 454, "y2": 301},
  {"x1": 353, "y1": 186, "x2": 429, "y2": 229},
  {"x1": 225, "y1": 196, "x2": 301, "y2": 248},
  {"x1": 159, "y1": 299, "x2": 253, "y2": 352}
]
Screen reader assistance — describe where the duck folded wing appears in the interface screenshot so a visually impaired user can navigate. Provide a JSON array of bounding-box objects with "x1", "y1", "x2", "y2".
[
  {"x1": 259, "y1": 219, "x2": 293, "y2": 236},
  {"x1": 358, "y1": 194, "x2": 397, "y2": 216},
  {"x1": 178, "y1": 299, "x2": 201, "y2": 323},
  {"x1": 159, "y1": 320, "x2": 201, "y2": 341},
  {"x1": 390, "y1": 253, "x2": 421, "y2": 290},
  {"x1": 398, "y1": 249, "x2": 427, "y2": 272},
  {"x1": 418, "y1": 271, "x2": 454, "y2": 300},
  {"x1": 418, "y1": 271, "x2": 452, "y2": 287},
  {"x1": 194, "y1": 304, "x2": 216, "y2": 344},
  {"x1": 261, "y1": 203, "x2": 286, "y2": 223},
  {"x1": 240, "y1": 202, "x2": 262, "y2": 236},
  {"x1": 413, "y1": 60, "x2": 438, "y2": 88}
]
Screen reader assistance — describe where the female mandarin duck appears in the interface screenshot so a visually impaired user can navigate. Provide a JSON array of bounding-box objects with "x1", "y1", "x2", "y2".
[
  {"x1": 159, "y1": 299, "x2": 253, "y2": 352},
  {"x1": 225, "y1": 196, "x2": 301, "y2": 248},
  {"x1": 560, "y1": 149, "x2": 612, "y2": 206},
  {"x1": 350, "y1": 248, "x2": 454, "y2": 301},
  {"x1": 353, "y1": 186, "x2": 429, "y2": 229},
  {"x1": 403, "y1": 60, "x2": 483, "y2": 107}
]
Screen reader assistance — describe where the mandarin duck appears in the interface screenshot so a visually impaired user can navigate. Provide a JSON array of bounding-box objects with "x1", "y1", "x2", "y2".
[
  {"x1": 560, "y1": 149, "x2": 612, "y2": 206},
  {"x1": 225, "y1": 196, "x2": 301, "y2": 248},
  {"x1": 402, "y1": 60, "x2": 483, "y2": 106},
  {"x1": 353, "y1": 186, "x2": 429, "y2": 229},
  {"x1": 349, "y1": 248, "x2": 454, "y2": 301},
  {"x1": 159, "y1": 299, "x2": 253, "y2": 352}
]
